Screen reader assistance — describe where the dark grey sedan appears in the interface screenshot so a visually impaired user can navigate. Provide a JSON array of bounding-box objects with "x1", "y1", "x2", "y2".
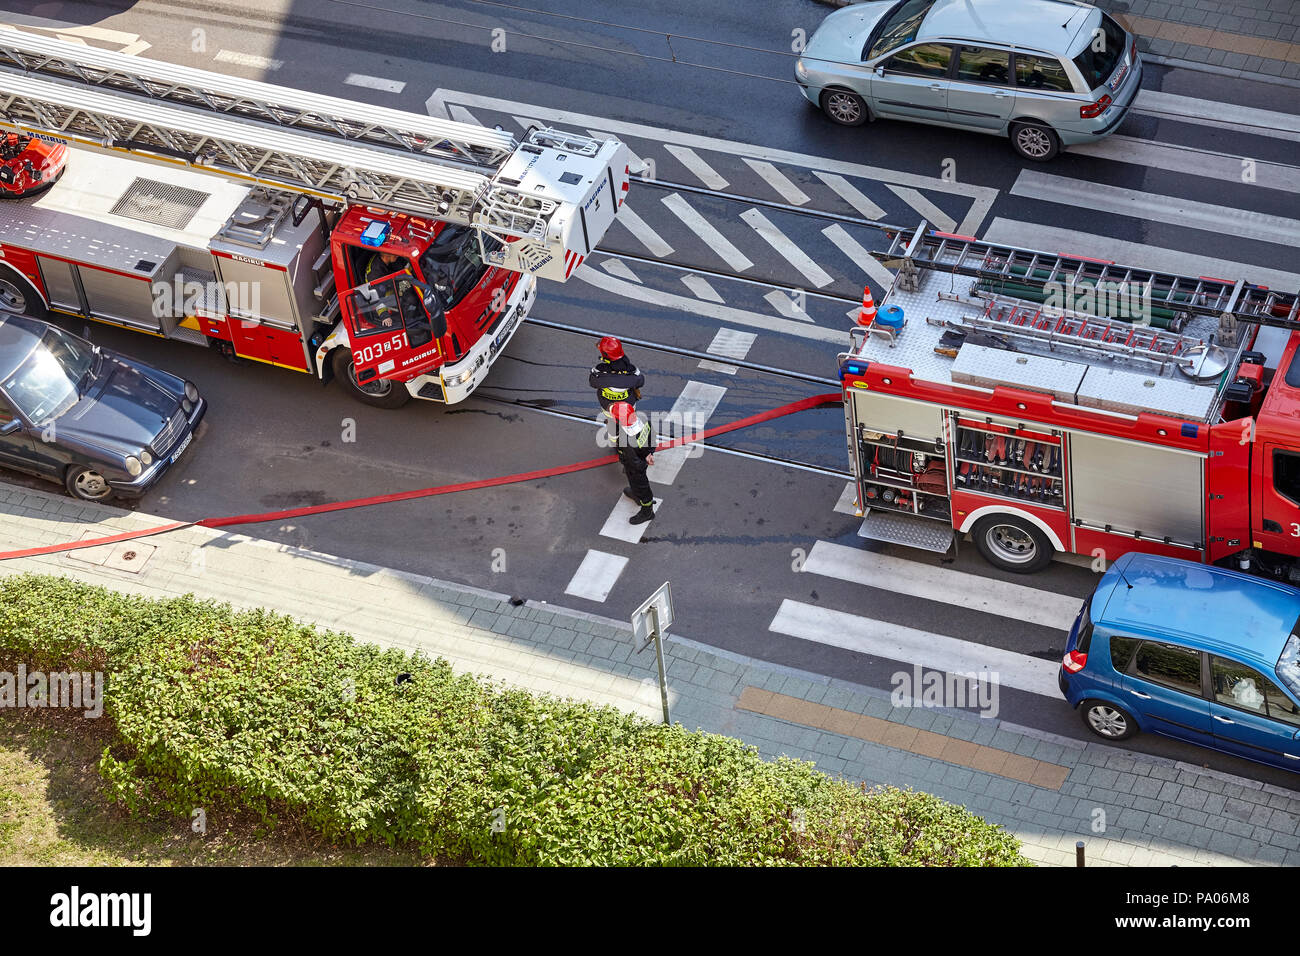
[{"x1": 0, "y1": 312, "x2": 205, "y2": 501}]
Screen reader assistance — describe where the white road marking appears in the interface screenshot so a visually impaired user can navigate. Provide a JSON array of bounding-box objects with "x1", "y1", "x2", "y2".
[
  {"x1": 1070, "y1": 136, "x2": 1300, "y2": 193},
  {"x1": 614, "y1": 203, "x2": 675, "y2": 257},
  {"x1": 574, "y1": 266, "x2": 846, "y2": 344},
  {"x1": 214, "y1": 49, "x2": 283, "y2": 71},
  {"x1": 680, "y1": 273, "x2": 725, "y2": 303},
  {"x1": 1011, "y1": 171, "x2": 1300, "y2": 246},
  {"x1": 886, "y1": 185, "x2": 957, "y2": 233},
  {"x1": 1136, "y1": 90, "x2": 1300, "y2": 144},
  {"x1": 822, "y1": 224, "x2": 896, "y2": 290},
  {"x1": 763, "y1": 290, "x2": 814, "y2": 322},
  {"x1": 664, "y1": 145, "x2": 729, "y2": 190},
  {"x1": 770, "y1": 599, "x2": 1060, "y2": 698},
  {"x1": 813, "y1": 171, "x2": 887, "y2": 220},
  {"x1": 590, "y1": 130, "x2": 648, "y2": 175},
  {"x1": 802, "y1": 540, "x2": 1082, "y2": 631},
  {"x1": 741, "y1": 208, "x2": 834, "y2": 288},
  {"x1": 600, "y1": 496, "x2": 664, "y2": 543},
  {"x1": 648, "y1": 381, "x2": 727, "y2": 485},
  {"x1": 425, "y1": 89, "x2": 999, "y2": 234},
  {"x1": 345, "y1": 73, "x2": 407, "y2": 94},
  {"x1": 564, "y1": 550, "x2": 629, "y2": 602},
  {"x1": 833, "y1": 481, "x2": 861, "y2": 516},
  {"x1": 600, "y1": 258, "x2": 641, "y2": 283},
  {"x1": 661, "y1": 192, "x2": 753, "y2": 270},
  {"x1": 982, "y1": 218, "x2": 1300, "y2": 298},
  {"x1": 699, "y1": 327, "x2": 756, "y2": 374},
  {"x1": 449, "y1": 104, "x2": 483, "y2": 126},
  {"x1": 743, "y1": 159, "x2": 811, "y2": 205}
]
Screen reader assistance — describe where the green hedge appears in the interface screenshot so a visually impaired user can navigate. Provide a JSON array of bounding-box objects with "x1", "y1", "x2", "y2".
[{"x1": 0, "y1": 574, "x2": 1029, "y2": 866}]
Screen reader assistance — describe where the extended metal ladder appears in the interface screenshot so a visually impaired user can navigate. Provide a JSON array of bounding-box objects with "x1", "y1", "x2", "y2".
[
  {"x1": 0, "y1": 28, "x2": 629, "y2": 282},
  {"x1": 875, "y1": 224, "x2": 1300, "y2": 334}
]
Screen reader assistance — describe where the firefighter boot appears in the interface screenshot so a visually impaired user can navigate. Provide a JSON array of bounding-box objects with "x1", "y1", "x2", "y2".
[{"x1": 629, "y1": 502, "x2": 655, "y2": 524}]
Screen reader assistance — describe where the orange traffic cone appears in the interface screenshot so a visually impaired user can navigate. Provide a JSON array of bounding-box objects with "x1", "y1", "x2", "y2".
[{"x1": 857, "y1": 287, "x2": 878, "y2": 326}]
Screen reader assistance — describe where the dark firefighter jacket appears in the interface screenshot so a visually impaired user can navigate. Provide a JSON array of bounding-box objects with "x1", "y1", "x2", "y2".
[{"x1": 589, "y1": 356, "x2": 645, "y2": 408}]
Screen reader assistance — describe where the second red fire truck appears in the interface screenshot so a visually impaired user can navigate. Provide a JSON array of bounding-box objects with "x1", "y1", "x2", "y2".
[
  {"x1": 0, "y1": 30, "x2": 629, "y2": 408},
  {"x1": 839, "y1": 223, "x2": 1300, "y2": 580}
]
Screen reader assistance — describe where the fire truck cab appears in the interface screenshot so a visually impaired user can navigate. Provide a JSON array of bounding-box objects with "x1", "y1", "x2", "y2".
[{"x1": 839, "y1": 225, "x2": 1300, "y2": 579}]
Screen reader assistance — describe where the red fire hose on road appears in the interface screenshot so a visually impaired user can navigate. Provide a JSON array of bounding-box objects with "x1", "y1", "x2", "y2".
[{"x1": 0, "y1": 393, "x2": 843, "y2": 562}]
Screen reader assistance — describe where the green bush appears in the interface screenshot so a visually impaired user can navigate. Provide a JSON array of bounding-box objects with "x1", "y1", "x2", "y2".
[{"x1": 0, "y1": 574, "x2": 1029, "y2": 866}]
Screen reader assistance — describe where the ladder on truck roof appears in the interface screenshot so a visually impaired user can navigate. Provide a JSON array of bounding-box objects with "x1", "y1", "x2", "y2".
[
  {"x1": 874, "y1": 223, "x2": 1300, "y2": 339},
  {"x1": 0, "y1": 28, "x2": 630, "y2": 283}
]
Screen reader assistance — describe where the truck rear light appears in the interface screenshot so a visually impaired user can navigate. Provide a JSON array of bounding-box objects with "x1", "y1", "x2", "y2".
[
  {"x1": 1080, "y1": 94, "x2": 1112, "y2": 119},
  {"x1": 1062, "y1": 650, "x2": 1088, "y2": 674}
]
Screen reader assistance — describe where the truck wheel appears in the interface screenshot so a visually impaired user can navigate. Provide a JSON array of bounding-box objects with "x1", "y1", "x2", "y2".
[
  {"x1": 1080, "y1": 699, "x2": 1138, "y2": 741},
  {"x1": 65, "y1": 464, "x2": 113, "y2": 502},
  {"x1": 331, "y1": 349, "x2": 410, "y2": 409},
  {"x1": 0, "y1": 266, "x2": 47, "y2": 318},
  {"x1": 971, "y1": 514, "x2": 1054, "y2": 573}
]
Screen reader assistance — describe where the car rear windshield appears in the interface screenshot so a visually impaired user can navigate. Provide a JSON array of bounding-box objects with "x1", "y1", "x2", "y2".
[
  {"x1": 1072, "y1": 12, "x2": 1127, "y2": 89},
  {"x1": 865, "y1": 0, "x2": 937, "y2": 61}
]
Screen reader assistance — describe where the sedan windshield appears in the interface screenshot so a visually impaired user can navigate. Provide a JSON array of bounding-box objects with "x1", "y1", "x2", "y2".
[
  {"x1": 418, "y1": 225, "x2": 504, "y2": 310},
  {"x1": 3, "y1": 327, "x2": 96, "y2": 423},
  {"x1": 866, "y1": 0, "x2": 937, "y2": 61}
]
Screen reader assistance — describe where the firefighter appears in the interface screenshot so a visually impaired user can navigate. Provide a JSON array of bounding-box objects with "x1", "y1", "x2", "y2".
[
  {"x1": 590, "y1": 336, "x2": 644, "y2": 416},
  {"x1": 609, "y1": 401, "x2": 656, "y2": 525},
  {"x1": 362, "y1": 250, "x2": 415, "y2": 328}
]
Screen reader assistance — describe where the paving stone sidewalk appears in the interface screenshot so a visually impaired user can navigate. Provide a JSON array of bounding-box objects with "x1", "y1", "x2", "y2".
[
  {"x1": 3, "y1": 483, "x2": 1299, "y2": 867},
  {"x1": 815, "y1": 0, "x2": 1300, "y2": 85}
]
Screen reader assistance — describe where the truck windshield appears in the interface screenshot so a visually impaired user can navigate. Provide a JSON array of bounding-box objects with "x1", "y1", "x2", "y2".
[
  {"x1": 419, "y1": 225, "x2": 504, "y2": 310},
  {"x1": 3, "y1": 327, "x2": 95, "y2": 423}
]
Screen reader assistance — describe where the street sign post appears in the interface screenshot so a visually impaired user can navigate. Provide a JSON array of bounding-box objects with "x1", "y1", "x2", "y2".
[{"x1": 631, "y1": 582, "x2": 674, "y2": 725}]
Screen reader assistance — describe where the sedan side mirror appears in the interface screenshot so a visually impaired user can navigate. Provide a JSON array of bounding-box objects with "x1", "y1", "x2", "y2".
[
  {"x1": 874, "y1": 65, "x2": 885, "y2": 78},
  {"x1": 0, "y1": 419, "x2": 22, "y2": 436}
]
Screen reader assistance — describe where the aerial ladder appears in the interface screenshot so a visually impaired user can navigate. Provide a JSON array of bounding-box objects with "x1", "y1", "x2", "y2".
[{"x1": 0, "y1": 27, "x2": 631, "y2": 282}]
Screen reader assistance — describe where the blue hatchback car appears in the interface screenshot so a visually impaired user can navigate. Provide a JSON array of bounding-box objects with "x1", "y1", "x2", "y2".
[{"x1": 1060, "y1": 552, "x2": 1300, "y2": 773}]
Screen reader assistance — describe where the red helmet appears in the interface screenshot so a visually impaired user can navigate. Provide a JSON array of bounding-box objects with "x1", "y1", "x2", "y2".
[
  {"x1": 609, "y1": 401, "x2": 637, "y2": 427},
  {"x1": 598, "y1": 336, "x2": 624, "y2": 360}
]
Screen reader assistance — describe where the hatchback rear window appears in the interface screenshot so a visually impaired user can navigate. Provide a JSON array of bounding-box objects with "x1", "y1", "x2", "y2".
[
  {"x1": 1072, "y1": 13, "x2": 1127, "y2": 89},
  {"x1": 1277, "y1": 630, "x2": 1300, "y2": 700},
  {"x1": 1015, "y1": 54, "x2": 1074, "y2": 93}
]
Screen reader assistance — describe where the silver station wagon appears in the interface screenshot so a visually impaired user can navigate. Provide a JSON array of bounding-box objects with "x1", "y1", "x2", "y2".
[{"x1": 795, "y1": 0, "x2": 1142, "y2": 161}]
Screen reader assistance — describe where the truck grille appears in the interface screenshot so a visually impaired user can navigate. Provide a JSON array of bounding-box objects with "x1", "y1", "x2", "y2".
[{"x1": 151, "y1": 408, "x2": 188, "y2": 457}]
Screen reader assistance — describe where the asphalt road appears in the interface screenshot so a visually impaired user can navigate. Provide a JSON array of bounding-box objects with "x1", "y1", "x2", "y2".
[{"x1": 3, "y1": 0, "x2": 1300, "y2": 787}]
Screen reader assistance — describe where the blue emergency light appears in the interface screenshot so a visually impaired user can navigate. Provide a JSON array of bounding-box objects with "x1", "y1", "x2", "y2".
[
  {"x1": 359, "y1": 221, "x2": 389, "y2": 247},
  {"x1": 1181, "y1": 423, "x2": 1198, "y2": 438}
]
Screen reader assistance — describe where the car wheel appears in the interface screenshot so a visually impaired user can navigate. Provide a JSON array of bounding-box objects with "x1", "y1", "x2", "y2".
[
  {"x1": 0, "y1": 267, "x2": 47, "y2": 318},
  {"x1": 1081, "y1": 699, "x2": 1138, "y2": 741},
  {"x1": 1009, "y1": 122, "x2": 1060, "y2": 162},
  {"x1": 331, "y1": 348, "x2": 410, "y2": 409},
  {"x1": 820, "y1": 89, "x2": 870, "y2": 127},
  {"x1": 65, "y1": 464, "x2": 113, "y2": 502},
  {"x1": 971, "y1": 514, "x2": 1054, "y2": 573}
]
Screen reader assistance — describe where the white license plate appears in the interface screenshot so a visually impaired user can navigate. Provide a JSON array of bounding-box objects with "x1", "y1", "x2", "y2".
[{"x1": 170, "y1": 431, "x2": 192, "y2": 464}]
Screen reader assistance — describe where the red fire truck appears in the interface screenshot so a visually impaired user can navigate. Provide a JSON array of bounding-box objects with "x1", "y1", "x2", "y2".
[
  {"x1": 839, "y1": 223, "x2": 1300, "y2": 578},
  {"x1": 0, "y1": 30, "x2": 629, "y2": 408}
]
